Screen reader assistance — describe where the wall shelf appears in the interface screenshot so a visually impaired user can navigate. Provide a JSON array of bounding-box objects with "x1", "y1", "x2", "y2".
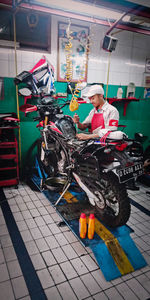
[
  {"x1": 0, "y1": 127, "x2": 19, "y2": 187},
  {"x1": 107, "y1": 97, "x2": 139, "y2": 116}
]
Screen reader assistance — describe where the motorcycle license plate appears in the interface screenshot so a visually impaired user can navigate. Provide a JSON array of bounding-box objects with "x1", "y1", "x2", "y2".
[{"x1": 117, "y1": 162, "x2": 143, "y2": 183}]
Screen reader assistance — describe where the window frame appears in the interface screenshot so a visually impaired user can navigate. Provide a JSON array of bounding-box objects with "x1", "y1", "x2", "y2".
[{"x1": 0, "y1": 7, "x2": 51, "y2": 52}]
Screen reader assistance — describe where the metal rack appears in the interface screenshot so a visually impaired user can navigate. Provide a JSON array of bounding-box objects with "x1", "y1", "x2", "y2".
[{"x1": 0, "y1": 126, "x2": 19, "y2": 187}]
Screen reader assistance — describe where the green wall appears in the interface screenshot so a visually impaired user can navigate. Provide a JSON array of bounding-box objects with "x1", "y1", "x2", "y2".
[{"x1": 0, "y1": 78, "x2": 150, "y2": 175}]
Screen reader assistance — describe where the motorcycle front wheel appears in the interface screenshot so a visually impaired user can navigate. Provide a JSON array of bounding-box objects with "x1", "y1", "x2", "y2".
[
  {"x1": 37, "y1": 137, "x2": 69, "y2": 191},
  {"x1": 93, "y1": 171, "x2": 131, "y2": 227},
  {"x1": 37, "y1": 138, "x2": 58, "y2": 177}
]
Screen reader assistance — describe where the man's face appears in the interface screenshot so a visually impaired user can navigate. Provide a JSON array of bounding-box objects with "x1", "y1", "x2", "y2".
[{"x1": 89, "y1": 94, "x2": 101, "y2": 108}]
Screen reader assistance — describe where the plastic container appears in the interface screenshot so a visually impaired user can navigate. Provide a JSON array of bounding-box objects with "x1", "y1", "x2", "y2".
[
  {"x1": 79, "y1": 213, "x2": 87, "y2": 239},
  {"x1": 88, "y1": 214, "x2": 95, "y2": 239},
  {"x1": 117, "y1": 87, "x2": 123, "y2": 99}
]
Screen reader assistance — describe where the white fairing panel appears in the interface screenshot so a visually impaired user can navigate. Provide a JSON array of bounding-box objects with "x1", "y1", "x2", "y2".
[{"x1": 107, "y1": 131, "x2": 127, "y2": 140}]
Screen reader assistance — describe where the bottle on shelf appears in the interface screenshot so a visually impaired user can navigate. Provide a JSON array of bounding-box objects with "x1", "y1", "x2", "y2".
[{"x1": 117, "y1": 86, "x2": 123, "y2": 99}]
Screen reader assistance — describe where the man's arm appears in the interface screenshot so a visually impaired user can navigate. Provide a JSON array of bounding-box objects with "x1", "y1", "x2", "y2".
[
  {"x1": 73, "y1": 113, "x2": 89, "y2": 131},
  {"x1": 76, "y1": 132, "x2": 99, "y2": 140},
  {"x1": 77, "y1": 122, "x2": 89, "y2": 130},
  {"x1": 106, "y1": 107, "x2": 119, "y2": 131}
]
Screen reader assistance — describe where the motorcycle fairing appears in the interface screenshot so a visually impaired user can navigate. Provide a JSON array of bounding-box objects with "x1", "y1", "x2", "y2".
[
  {"x1": 29, "y1": 56, "x2": 54, "y2": 74},
  {"x1": 49, "y1": 122, "x2": 62, "y2": 135},
  {"x1": 15, "y1": 56, "x2": 55, "y2": 97},
  {"x1": 29, "y1": 56, "x2": 55, "y2": 96}
]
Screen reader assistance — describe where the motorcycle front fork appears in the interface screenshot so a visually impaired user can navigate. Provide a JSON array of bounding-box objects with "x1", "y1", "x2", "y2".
[
  {"x1": 43, "y1": 129, "x2": 48, "y2": 149},
  {"x1": 41, "y1": 129, "x2": 73, "y2": 206}
]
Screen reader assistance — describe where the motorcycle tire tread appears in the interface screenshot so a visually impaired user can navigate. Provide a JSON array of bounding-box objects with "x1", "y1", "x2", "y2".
[{"x1": 95, "y1": 171, "x2": 131, "y2": 228}]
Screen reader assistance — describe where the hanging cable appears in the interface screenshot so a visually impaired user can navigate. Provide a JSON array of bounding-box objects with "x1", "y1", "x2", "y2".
[
  {"x1": 13, "y1": 14, "x2": 22, "y2": 165},
  {"x1": 105, "y1": 51, "x2": 111, "y2": 101}
]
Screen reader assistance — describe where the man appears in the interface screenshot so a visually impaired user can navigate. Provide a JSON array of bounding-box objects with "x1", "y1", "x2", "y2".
[{"x1": 73, "y1": 84, "x2": 119, "y2": 140}]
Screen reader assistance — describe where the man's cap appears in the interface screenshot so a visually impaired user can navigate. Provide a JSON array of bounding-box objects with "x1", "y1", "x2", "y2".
[{"x1": 84, "y1": 84, "x2": 104, "y2": 98}]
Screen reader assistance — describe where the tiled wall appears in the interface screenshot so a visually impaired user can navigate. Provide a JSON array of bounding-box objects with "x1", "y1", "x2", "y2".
[{"x1": 0, "y1": 14, "x2": 149, "y2": 87}]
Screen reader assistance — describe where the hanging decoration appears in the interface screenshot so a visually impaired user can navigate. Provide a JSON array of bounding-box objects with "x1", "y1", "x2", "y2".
[
  {"x1": 70, "y1": 35, "x2": 90, "y2": 111},
  {"x1": 64, "y1": 21, "x2": 78, "y2": 111},
  {"x1": 61, "y1": 21, "x2": 90, "y2": 111},
  {"x1": 27, "y1": 13, "x2": 39, "y2": 29},
  {"x1": 65, "y1": 20, "x2": 73, "y2": 83},
  {"x1": 58, "y1": 22, "x2": 89, "y2": 82}
]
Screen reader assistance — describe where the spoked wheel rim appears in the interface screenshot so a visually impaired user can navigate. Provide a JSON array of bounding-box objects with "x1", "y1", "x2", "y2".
[
  {"x1": 40, "y1": 142, "x2": 55, "y2": 176},
  {"x1": 91, "y1": 171, "x2": 130, "y2": 227}
]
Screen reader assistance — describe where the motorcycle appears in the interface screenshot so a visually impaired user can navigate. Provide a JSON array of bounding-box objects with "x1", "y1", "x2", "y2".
[
  {"x1": 0, "y1": 113, "x2": 19, "y2": 128},
  {"x1": 14, "y1": 57, "x2": 143, "y2": 227}
]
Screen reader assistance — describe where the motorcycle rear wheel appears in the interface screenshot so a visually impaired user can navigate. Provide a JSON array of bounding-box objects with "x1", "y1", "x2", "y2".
[
  {"x1": 143, "y1": 145, "x2": 150, "y2": 173},
  {"x1": 94, "y1": 171, "x2": 131, "y2": 227}
]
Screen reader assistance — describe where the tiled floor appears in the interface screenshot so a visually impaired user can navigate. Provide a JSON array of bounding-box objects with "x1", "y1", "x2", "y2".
[{"x1": 0, "y1": 181, "x2": 150, "y2": 300}]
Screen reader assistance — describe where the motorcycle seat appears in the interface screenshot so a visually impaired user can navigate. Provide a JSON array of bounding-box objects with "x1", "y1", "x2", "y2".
[
  {"x1": 103, "y1": 131, "x2": 128, "y2": 140},
  {"x1": 100, "y1": 130, "x2": 128, "y2": 140}
]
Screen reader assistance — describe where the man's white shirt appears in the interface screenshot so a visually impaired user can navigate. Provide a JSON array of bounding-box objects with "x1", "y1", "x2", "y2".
[{"x1": 82, "y1": 101, "x2": 119, "y2": 137}]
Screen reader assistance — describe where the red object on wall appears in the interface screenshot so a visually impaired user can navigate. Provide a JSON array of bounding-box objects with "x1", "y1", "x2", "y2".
[
  {"x1": 0, "y1": 126, "x2": 19, "y2": 187},
  {"x1": 107, "y1": 97, "x2": 139, "y2": 116}
]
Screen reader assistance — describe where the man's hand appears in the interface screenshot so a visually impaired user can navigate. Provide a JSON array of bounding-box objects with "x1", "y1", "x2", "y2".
[
  {"x1": 76, "y1": 133, "x2": 99, "y2": 140},
  {"x1": 76, "y1": 133, "x2": 91, "y2": 140},
  {"x1": 73, "y1": 115, "x2": 89, "y2": 131},
  {"x1": 73, "y1": 113, "x2": 80, "y2": 124}
]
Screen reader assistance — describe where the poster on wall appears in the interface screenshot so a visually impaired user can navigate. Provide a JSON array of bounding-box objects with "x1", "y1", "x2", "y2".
[
  {"x1": 145, "y1": 75, "x2": 150, "y2": 88},
  {"x1": 0, "y1": 77, "x2": 4, "y2": 100},
  {"x1": 145, "y1": 58, "x2": 150, "y2": 73},
  {"x1": 57, "y1": 22, "x2": 89, "y2": 82},
  {"x1": 144, "y1": 75, "x2": 150, "y2": 98}
]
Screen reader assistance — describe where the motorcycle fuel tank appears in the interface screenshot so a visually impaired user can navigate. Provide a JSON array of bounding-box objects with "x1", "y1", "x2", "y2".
[{"x1": 55, "y1": 115, "x2": 76, "y2": 139}]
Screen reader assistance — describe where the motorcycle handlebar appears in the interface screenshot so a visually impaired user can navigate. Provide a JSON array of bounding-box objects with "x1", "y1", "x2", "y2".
[
  {"x1": 36, "y1": 100, "x2": 70, "y2": 110},
  {"x1": 33, "y1": 116, "x2": 41, "y2": 121},
  {"x1": 59, "y1": 101, "x2": 70, "y2": 109}
]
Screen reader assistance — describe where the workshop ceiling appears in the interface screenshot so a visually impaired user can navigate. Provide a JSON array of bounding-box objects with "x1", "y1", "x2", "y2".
[
  {"x1": 79, "y1": 0, "x2": 150, "y2": 26},
  {"x1": 0, "y1": 0, "x2": 150, "y2": 35}
]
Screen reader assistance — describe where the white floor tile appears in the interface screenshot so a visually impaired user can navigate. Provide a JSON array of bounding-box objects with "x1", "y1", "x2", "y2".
[{"x1": 0, "y1": 181, "x2": 150, "y2": 300}]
